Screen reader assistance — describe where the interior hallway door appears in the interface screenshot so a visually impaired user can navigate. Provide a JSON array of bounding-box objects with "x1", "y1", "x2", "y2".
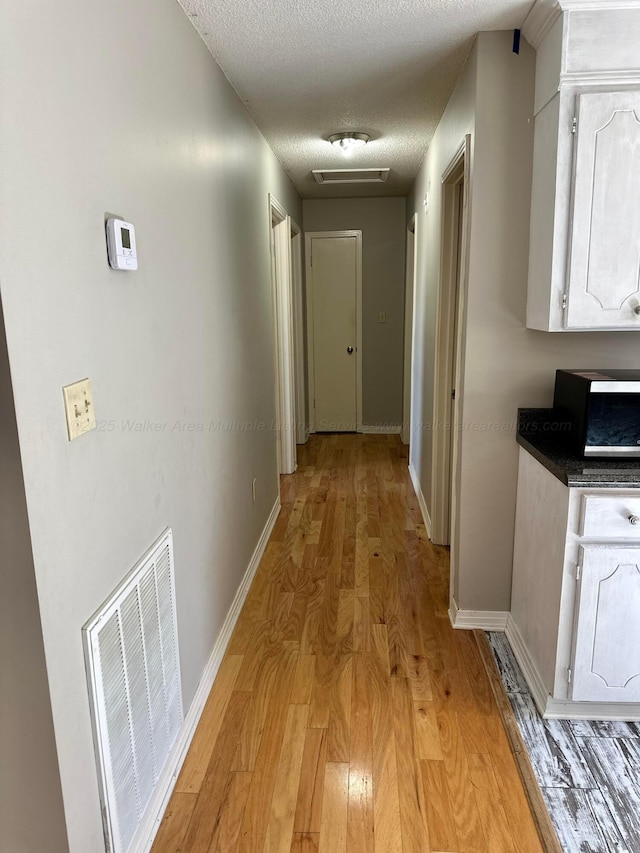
[{"x1": 307, "y1": 232, "x2": 361, "y2": 432}]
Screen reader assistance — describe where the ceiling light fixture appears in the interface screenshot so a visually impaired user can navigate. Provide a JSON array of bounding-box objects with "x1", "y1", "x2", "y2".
[{"x1": 328, "y1": 132, "x2": 370, "y2": 152}]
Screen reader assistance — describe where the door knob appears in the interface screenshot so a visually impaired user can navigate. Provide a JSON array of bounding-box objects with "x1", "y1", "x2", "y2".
[
  {"x1": 347, "y1": 346, "x2": 354, "y2": 354},
  {"x1": 629, "y1": 515, "x2": 640, "y2": 525}
]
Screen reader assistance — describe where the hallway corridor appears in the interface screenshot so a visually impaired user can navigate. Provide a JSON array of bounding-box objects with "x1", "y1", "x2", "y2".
[{"x1": 152, "y1": 434, "x2": 543, "y2": 852}]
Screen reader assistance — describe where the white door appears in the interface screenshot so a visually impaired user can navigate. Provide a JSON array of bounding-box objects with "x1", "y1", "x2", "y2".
[
  {"x1": 571, "y1": 545, "x2": 640, "y2": 702},
  {"x1": 446, "y1": 180, "x2": 465, "y2": 540},
  {"x1": 308, "y1": 234, "x2": 360, "y2": 432},
  {"x1": 565, "y1": 91, "x2": 640, "y2": 329},
  {"x1": 402, "y1": 221, "x2": 416, "y2": 446},
  {"x1": 269, "y1": 196, "x2": 297, "y2": 476}
]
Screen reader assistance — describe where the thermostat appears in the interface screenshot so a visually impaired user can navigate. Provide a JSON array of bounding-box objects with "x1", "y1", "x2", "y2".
[{"x1": 106, "y1": 218, "x2": 138, "y2": 270}]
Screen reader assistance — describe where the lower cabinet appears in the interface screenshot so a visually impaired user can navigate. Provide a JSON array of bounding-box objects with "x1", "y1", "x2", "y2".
[
  {"x1": 571, "y1": 545, "x2": 640, "y2": 703},
  {"x1": 510, "y1": 446, "x2": 640, "y2": 718}
]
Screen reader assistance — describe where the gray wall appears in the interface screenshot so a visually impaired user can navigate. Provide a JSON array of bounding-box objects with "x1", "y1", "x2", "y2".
[
  {"x1": 303, "y1": 197, "x2": 406, "y2": 428},
  {"x1": 0, "y1": 0, "x2": 300, "y2": 849},
  {"x1": 406, "y1": 43, "x2": 478, "y2": 513},
  {"x1": 0, "y1": 303, "x2": 69, "y2": 853},
  {"x1": 409, "y1": 30, "x2": 640, "y2": 613}
]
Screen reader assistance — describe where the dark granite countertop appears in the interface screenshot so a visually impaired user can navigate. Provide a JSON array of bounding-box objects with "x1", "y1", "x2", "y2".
[{"x1": 517, "y1": 408, "x2": 640, "y2": 488}]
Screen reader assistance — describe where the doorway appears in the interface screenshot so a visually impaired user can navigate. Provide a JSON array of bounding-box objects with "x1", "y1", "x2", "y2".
[
  {"x1": 402, "y1": 216, "x2": 417, "y2": 446},
  {"x1": 431, "y1": 136, "x2": 471, "y2": 559},
  {"x1": 290, "y1": 223, "x2": 306, "y2": 446},
  {"x1": 269, "y1": 195, "x2": 297, "y2": 476},
  {"x1": 305, "y1": 231, "x2": 362, "y2": 433}
]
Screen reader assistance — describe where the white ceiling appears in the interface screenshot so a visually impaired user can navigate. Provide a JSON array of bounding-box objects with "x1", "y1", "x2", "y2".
[{"x1": 178, "y1": 0, "x2": 535, "y2": 198}]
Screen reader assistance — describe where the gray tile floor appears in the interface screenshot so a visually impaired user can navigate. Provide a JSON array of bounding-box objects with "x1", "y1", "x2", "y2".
[{"x1": 487, "y1": 632, "x2": 640, "y2": 853}]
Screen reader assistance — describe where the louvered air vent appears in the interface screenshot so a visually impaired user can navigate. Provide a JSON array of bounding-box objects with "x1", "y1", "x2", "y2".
[
  {"x1": 312, "y1": 167, "x2": 391, "y2": 184},
  {"x1": 83, "y1": 529, "x2": 182, "y2": 853}
]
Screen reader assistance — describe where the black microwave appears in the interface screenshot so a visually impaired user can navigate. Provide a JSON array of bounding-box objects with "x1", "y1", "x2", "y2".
[{"x1": 553, "y1": 370, "x2": 640, "y2": 459}]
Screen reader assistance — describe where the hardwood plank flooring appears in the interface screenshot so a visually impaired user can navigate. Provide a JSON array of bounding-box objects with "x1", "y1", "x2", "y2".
[{"x1": 153, "y1": 435, "x2": 543, "y2": 853}]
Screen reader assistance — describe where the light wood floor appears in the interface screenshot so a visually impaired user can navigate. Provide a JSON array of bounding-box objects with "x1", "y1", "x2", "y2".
[{"x1": 153, "y1": 434, "x2": 544, "y2": 853}]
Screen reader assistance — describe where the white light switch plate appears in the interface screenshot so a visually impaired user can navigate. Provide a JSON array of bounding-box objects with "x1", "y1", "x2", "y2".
[
  {"x1": 63, "y1": 378, "x2": 96, "y2": 441},
  {"x1": 378, "y1": 311, "x2": 386, "y2": 324}
]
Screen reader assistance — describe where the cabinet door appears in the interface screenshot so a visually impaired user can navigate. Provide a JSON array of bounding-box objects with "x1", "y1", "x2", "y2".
[
  {"x1": 571, "y1": 545, "x2": 640, "y2": 702},
  {"x1": 565, "y1": 91, "x2": 640, "y2": 330}
]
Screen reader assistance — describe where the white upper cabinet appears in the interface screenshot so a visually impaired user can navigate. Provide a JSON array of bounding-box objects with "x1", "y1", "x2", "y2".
[
  {"x1": 565, "y1": 92, "x2": 640, "y2": 329},
  {"x1": 525, "y1": 5, "x2": 640, "y2": 331}
]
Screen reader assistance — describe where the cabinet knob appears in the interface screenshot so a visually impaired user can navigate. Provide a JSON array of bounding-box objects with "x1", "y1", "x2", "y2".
[
  {"x1": 634, "y1": 306, "x2": 640, "y2": 316},
  {"x1": 629, "y1": 515, "x2": 640, "y2": 525}
]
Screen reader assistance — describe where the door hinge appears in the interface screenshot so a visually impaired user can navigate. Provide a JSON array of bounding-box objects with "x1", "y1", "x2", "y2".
[
  {"x1": 562, "y1": 293, "x2": 568, "y2": 311},
  {"x1": 451, "y1": 389, "x2": 456, "y2": 401},
  {"x1": 567, "y1": 667, "x2": 572, "y2": 684},
  {"x1": 571, "y1": 116, "x2": 577, "y2": 135}
]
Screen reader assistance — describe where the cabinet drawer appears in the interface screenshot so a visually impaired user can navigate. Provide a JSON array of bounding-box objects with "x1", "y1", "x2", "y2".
[{"x1": 580, "y1": 495, "x2": 640, "y2": 538}]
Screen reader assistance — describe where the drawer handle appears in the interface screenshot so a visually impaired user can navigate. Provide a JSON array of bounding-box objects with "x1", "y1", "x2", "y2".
[{"x1": 629, "y1": 515, "x2": 640, "y2": 526}]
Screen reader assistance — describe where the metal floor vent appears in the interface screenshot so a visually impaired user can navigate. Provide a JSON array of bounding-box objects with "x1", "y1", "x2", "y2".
[
  {"x1": 312, "y1": 167, "x2": 390, "y2": 184},
  {"x1": 83, "y1": 529, "x2": 182, "y2": 853}
]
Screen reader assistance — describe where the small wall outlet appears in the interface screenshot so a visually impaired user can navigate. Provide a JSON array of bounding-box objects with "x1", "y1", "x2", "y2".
[
  {"x1": 63, "y1": 378, "x2": 96, "y2": 441},
  {"x1": 252, "y1": 478, "x2": 257, "y2": 503}
]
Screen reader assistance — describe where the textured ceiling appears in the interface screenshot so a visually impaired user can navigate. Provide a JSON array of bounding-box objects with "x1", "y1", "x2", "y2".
[{"x1": 177, "y1": 0, "x2": 534, "y2": 198}]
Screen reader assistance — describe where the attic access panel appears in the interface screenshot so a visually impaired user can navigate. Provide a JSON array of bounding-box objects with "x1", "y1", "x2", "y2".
[{"x1": 312, "y1": 168, "x2": 390, "y2": 184}]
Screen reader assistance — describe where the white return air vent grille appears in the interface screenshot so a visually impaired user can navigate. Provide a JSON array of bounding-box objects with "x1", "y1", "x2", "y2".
[
  {"x1": 312, "y1": 167, "x2": 390, "y2": 184},
  {"x1": 83, "y1": 529, "x2": 182, "y2": 853}
]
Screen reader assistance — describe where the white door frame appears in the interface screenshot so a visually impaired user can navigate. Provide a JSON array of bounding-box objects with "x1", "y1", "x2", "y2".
[
  {"x1": 402, "y1": 215, "x2": 417, "y2": 446},
  {"x1": 304, "y1": 230, "x2": 363, "y2": 433},
  {"x1": 269, "y1": 194, "x2": 297, "y2": 475},
  {"x1": 290, "y1": 221, "x2": 307, "y2": 445},
  {"x1": 431, "y1": 135, "x2": 471, "y2": 570}
]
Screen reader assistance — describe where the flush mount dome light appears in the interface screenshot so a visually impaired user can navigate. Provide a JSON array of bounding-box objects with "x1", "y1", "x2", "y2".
[{"x1": 328, "y1": 132, "x2": 370, "y2": 152}]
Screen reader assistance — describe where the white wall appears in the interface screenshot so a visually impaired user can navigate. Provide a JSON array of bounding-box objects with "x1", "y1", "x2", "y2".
[
  {"x1": 303, "y1": 197, "x2": 406, "y2": 428},
  {"x1": 409, "y1": 30, "x2": 640, "y2": 613},
  {"x1": 0, "y1": 0, "x2": 300, "y2": 849}
]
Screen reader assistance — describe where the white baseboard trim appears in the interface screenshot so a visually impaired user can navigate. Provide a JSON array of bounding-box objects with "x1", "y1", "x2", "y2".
[
  {"x1": 360, "y1": 424, "x2": 402, "y2": 434},
  {"x1": 504, "y1": 614, "x2": 551, "y2": 716},
  {"x1": 504, "y1": 614, "x2": 640, "y2": 721},
  {"x1": 448, "y1": 596, "x2": 509, "y2": 631},
  {"x1": 133, "y1": 496, "x2": 281, "y2": 853},
  {"x1": 540, "y1": 696, "x2": 640, "y2": 721},
  {"x1": 408, "y1": 461, "x2": 432, "y2": 539}
]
